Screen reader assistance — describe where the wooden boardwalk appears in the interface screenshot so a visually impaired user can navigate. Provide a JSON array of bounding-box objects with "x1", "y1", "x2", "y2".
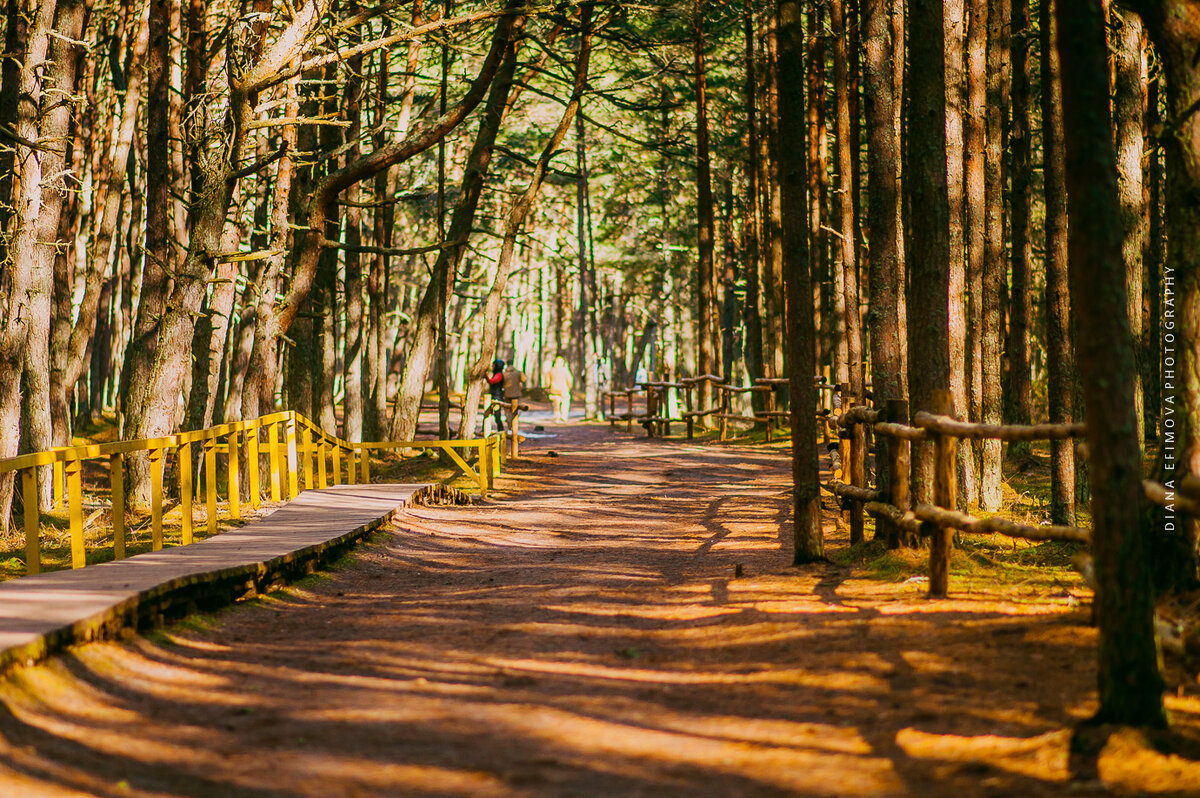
[{"x1": 0, "y1": 483, "x2": 422, "y2": 673}]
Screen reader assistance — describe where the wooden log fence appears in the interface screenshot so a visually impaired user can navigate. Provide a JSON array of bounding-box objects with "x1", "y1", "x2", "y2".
[{"x1": 5, "y1": 410, "x2": 503, "y2": 577}]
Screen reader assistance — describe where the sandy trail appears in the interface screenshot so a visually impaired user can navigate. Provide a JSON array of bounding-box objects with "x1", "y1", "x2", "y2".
[{"x1": 0, "y1": 416, "x2": 1197, "y2": 796}]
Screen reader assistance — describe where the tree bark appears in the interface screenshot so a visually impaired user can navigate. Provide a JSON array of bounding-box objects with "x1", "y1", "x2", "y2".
[
  {"x1": 743, "y1": 3, "x2": 765, "y2": 395},
  {"x1": 832, "y1": 0, "x2": 862, "y2": 399},
  {"x1": 696, "y1": 0, "x2": 717, "y2": 405},
  {"x1": 1113, "y1": 7, "x2": 1147, "y2": 454},
  {"x1": 1006, "y1": 0, "x2": 1034, "y2": 452},
  {"x1": 1056, "y1": 0, "x2": 1166, "y2": 729},
  {"x1": 980, "y1": 0, "x2": 1009, "y2": 511},
  {"x1": 946, "y1": 0, "x2": 974, "y2": 510},
  {"x1": 0, "y1": 0, "x2": 58, "y2": 527},
  {"x1": 1040, "y1": 0, "x2": 1076, "y2": 525},
  {"x1": 777, "y1": 0, "x2": 823, "y2": 563},
  {"x1": 907, "y1": 0, "x2": 952, "y2": 504},
  {"x1": 965, "y1": 0, "x2": 986, "y2": 508}
]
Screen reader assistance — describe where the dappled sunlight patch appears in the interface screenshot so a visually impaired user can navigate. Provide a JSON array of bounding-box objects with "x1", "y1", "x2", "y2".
[
  {"x1": 895, "y1": 727, "x2": 1071, "y2": 782},
  {"x1": 541, "y1": 603, "x2": 741, "y2": 621}
]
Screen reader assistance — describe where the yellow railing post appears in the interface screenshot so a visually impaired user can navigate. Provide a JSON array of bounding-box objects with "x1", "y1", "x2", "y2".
[
  {"x1": 150, "y1": 446, "x2": 164, "y2": 551},
  {"x1": 318, "y1": 438, "x2": 328, "y2": 489},
  {"x1": 204, "y1": 436, "x2": 218, "y2": 536},
  {"x1": 179, "y1": 442, "x2": 193, "y2": 546},
  {"x1": 480, "y1": 440, "x2": 493, "y2": 493},
  {"x1": 267, "y1": 421, "x2": 281, "y2": 501},
  {"x1": 52, "y1": 459, "x2": 64, "y2": 510},
  {"x1": 111, "y1": 453, "x2": 125, "y2": 560},
  {"x1": 347, "y1": 446, "x2": 357, "y2": 485},
  {"x1": 228, "y1": 430, "x2": 240, "y2": 520},
  {"x1": 247, "y1": 421, "x2": 261, "y2": 509},
  {"x1": 303, "y1": 426, "x2": 314, "y2": 490},
  {"x1": 286, "y1": 416, "x2": 299, "y2": 499},
  {"x1": 360, "y1": 445, "x2": 370, "y2": 484},
  {"x1": 22, "y1": 467, "x2": 39, "y2": 575},
  {"x1": 66, "y1": 458, "x2": 84, "y2": 568},
  {"x1": 331, "y1": 445, "x2": 341, "y2": 486}
]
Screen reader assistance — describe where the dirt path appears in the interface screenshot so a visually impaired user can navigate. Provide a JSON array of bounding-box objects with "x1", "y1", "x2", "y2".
[{"x1": 0, "y1": 417, "x2": 1198, "y2": 796}]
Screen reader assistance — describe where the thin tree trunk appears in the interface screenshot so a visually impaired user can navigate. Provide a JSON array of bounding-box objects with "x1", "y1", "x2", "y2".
[
  {"x1": 1006, "y1": 0, "x2": 1034, "y2": 452},
  {"x1": 965, "y1": 0, "x2": 985, "y2": 508},
  {"x1": 696, "y1": 0, "x2": 717, "y2": 404},
  {"x1": 832, "y1": 0, "x2": 862, "y2": 399},
  {"x1": 946, "y1": 0, "x2": 974, "y2": 510},
  {"x1": 1041, "y1": 0, "x2": 1076, "y2": 525},
  {"x1": 743, "y1": 3, "x2": 765, "y2": 394},
  {"x1": 980, "y1": 0, "x2": 1009, "y2": 511}
]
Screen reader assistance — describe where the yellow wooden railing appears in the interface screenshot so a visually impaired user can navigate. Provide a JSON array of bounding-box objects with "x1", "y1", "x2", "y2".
[{"x1": 1, "y1": 410, "x2": 504, "y2": 576}]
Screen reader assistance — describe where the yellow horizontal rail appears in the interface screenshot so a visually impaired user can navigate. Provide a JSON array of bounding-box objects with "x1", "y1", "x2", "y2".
[{"x1": 0, "y1": 411, "x2": 504, "y2": 577}]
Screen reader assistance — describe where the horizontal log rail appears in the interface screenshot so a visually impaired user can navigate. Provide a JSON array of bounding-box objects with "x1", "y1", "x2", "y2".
[
  {"x1": 910, "y1": 412, "x2": 1087, "y2": 441},
  {"x1": 912, "y1": 503, "x2": 1091, "y2": 544},
  {"x1": 5, "y1": 411, "x2": 503, "y2": 578},
  {"x1": 823, "y1": 481, "x2": 881, "y2": 503}
]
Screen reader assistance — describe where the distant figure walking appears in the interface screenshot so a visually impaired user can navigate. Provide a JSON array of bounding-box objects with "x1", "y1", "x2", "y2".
[
  {"x1": 548, "y1": 356, "x2": 574, "y2": 422},
  {"x1": 502, "y1": 363, "x2": 526, "y2": 429},
  {"x1": 487, "y1": 359, "x2": 506, "y2": 431}
]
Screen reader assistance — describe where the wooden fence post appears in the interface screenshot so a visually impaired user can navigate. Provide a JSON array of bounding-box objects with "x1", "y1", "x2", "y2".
[
  {"x1": 851, "y1": 395, "x2": 866, "y2": 545},
  {"x1": 929, "y1": 389, "x2": 957, "y2": 597},
  {"x1": 884, "y1": 399, "x2": 912, "y2": 547},
  {"x1": 360, "y1": 446, "x2": 370, "y2": 484},
  {"x1": 719, "y1": 386, "x2": 729, "y2": 441}
]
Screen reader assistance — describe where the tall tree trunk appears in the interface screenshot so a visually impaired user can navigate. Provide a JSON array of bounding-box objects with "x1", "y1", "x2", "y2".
[
  {"x1": 25, "y1": 0, "x2": 87, "y2": 508},
  {"x1": 1113, "y1": 7, "x2": 1146, "y2": 455},
  {"x1": 1006, "y1": 0, "x2": 1034, "y2": 452},
  {"x1": 0, "y1": 0, "x2": 58, "y2": 528},
  {"x1": 1056, "y1": 0, "x2": 1165, "y2": 729},
  {"x1": 765, "y1": 9, "x2": 787, "y2": 381},
  {"x1": 696, "y1": 0, "x2": 717, "y2": 405},
  {"x1": 965, "y1": 0, "x2": 986, "y2": 510},
  {"x1": 832, "y1": 0, "x2": 862, "y2": 398},
  {"x1": 743, "y1": 3, "x2": 765, "y2": 393},
  {"x1": 343, "y1": 40, "x2": 366, "y2": 441},
  {"x1": 1041, "y1": 0, "x2": 1076, "y2": 525},
  {"x1": 980, "y1": 0, "x2": 1009, "y2": 511},
  {"x1": 946, "y1": 0, "x2": 974, "y2": 510},
  {"x1": 777, "y1": 0, "x2": 823, "y2": 563},
  {"x1": 907, "y1": 0, "x2": 952, "y2": 504},
  {"x1": 864, "y1": 0, "x2": 907, "y2": 543}
]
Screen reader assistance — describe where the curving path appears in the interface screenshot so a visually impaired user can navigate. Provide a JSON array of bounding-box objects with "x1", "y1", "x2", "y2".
[{"x1": 0, "y1": 414, "x2": 1196, "y2": 796}]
